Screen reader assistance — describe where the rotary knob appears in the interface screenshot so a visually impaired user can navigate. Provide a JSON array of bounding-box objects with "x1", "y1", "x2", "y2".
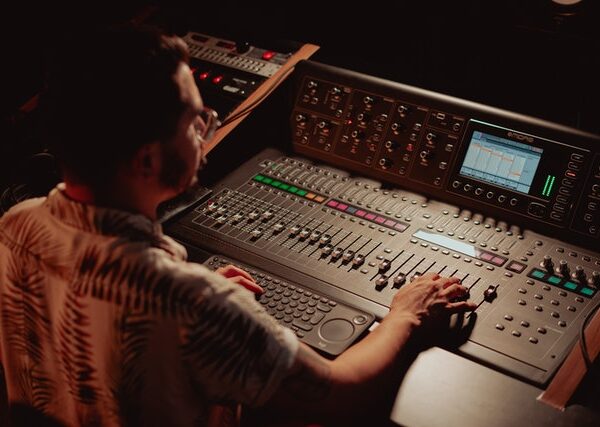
[
  {"x1": 572, "y1": 265, "x2": 586, "y2": 283},
  {"x1": 588, "y1": 271, "x2": 600, "y2": 288},
  {"x1": 378, "y1": 158, "x2": 393, "y2": 170},
  {"x1": 384, "y1": 140, "x2": 399, "y2": 151},
  {"x1": 556, "y1": 259, "x2": 569, "y2": 276},
  {"x1": 357, "y1": 112, "x2": 371, "y2": 123},
  {"x1": 541, "y1": 255, "x2": 554, "y2": 272}
]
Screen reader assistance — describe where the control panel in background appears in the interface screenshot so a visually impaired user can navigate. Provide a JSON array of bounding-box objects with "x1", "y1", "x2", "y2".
[{"x1": 183, "y1": 32, "x2": 297, "y2": 120}]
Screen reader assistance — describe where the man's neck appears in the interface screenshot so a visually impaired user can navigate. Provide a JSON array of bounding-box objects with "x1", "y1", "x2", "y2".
[{"x1": 63, "y1": 180, "x2": 160, "y2": 221}]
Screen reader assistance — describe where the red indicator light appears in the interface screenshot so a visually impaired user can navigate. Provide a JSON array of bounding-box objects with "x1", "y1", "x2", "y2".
[
  {"x1": 262, "y1": 51, "x2": 276, "y2": 60},
  {"x1": 198, "y1": 72, "x2": 209, "y2": 80},
  {"x1": 212, "y1": 75, "x2": 223, "y2": 84}
]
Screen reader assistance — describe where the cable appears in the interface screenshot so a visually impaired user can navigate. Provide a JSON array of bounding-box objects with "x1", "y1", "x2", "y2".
[
  {"x1": 219, "y1": 65, "x2": 295, "y2": 128},
  {"x1": 579, "y1": 298, "x2": 600, "y2": 371}
]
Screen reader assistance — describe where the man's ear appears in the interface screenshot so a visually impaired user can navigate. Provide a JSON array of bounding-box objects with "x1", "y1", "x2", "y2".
[{"x1": 132, "y1": 142, "x2": 162, "y2": 179}]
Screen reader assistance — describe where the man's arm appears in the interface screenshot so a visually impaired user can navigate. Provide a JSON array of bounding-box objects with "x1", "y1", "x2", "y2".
[{"x1": 258, "y1": 273, "x2": 476, "y2": 424}]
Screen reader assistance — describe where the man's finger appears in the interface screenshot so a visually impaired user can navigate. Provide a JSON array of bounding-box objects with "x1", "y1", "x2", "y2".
[
  {"x1": 216, "y1": 264, "x2": 254, "y2": 281},
  {"x1": 229, "y1": 276, "x2": 264, "y2": 295}
]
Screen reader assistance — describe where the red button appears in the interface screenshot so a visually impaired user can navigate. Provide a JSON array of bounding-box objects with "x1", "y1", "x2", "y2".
[
  {"x1": 212, "y1": 75, "x2": 223, "y2": 84},
  {"x1": 262, "y1": 51, "x2": 276, "y2": 60},
  {"x1": 198, "y1": 72, "x2": 209, "y2": 80}
]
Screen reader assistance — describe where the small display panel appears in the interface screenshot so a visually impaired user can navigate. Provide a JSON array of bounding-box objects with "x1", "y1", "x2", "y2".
[{"x1": 459, "y1": 130, "x2": 543, "y2": 194}]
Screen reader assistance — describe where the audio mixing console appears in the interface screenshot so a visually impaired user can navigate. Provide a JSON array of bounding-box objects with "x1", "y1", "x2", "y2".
[{"x1": 165, "y1": 60, "x2": 600, "y2": 388}]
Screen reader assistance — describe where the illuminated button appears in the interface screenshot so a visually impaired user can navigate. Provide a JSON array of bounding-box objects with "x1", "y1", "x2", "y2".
[
  {"x1": 563, "y1": 281, "x2": 577, "y2": 290},
  {"x1": 565, "y1": 170, "x2": 577, "y2": 179},
  {"x1": 261, "y1": 50, "x2": 276, "y2": 60},
  {"x1": 212, "y1": 75, "x2": 224, "y2": 84},
  {"x1": 580, "y1": 287, "x2": 594, "y2": 296},
  {"x1": 531, "y1": 269, "x2": 545, "y2": 280},
  {"x1": 548, "y1": 276, "x2": 561, "y2": 285}
]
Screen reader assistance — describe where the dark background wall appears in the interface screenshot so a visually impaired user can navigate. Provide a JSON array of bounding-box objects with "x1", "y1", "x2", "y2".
[{"x1": 1, "y1": 0, "x2": 599, "y2": 194}]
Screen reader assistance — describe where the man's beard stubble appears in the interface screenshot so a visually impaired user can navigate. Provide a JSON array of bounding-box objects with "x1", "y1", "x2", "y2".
[{"x1": 159, "y1": 142, "x2": 208, "y2": 200}]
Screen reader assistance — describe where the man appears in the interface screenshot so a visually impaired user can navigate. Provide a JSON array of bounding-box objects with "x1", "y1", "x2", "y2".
[{"x1": 0, "y1": 24, "x2": 476, "y2": 426}]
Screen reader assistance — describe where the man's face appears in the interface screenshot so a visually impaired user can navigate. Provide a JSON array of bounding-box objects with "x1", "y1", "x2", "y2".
[{"x1": 159, "y1": 62, "x2": 207, "y2": 194}]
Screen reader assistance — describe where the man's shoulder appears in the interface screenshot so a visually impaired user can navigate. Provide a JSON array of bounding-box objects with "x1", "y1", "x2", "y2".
[{"x1": 0, "y1": 196, "x2": 47, "y2": 228}]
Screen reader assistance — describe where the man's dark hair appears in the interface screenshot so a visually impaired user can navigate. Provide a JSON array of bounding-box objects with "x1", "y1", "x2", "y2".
[{"x1": 42, "y1": 24, "x2": 189, "y2": 190}]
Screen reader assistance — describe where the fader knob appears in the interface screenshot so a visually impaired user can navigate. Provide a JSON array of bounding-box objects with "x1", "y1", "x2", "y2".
[
  {"x1": 378, "y1": 259, "x2": 392, "y2": 273},
  {"x1": 541, "y1": 255, "x2": 554, "y2": 272},
  {"x1": 392, "y1": 273, "x2": 406, "y2": 288},
  {"x1": 289, "y1": 224, "x2": 302, "y2": 236},
  {"x1": 299, "y1": 228, "x2": 311, "y2": 240},
  {"x1": 331, "y1": 247, "x2": 344, "y2": 260},
  {"x1": 309, "y1": 230, "x2": 322, "y2": 243},
  {"x1": 484, "y1": 285, "x2": 498, "y2": 302},
  {"x1": 319, "y1": 234, "x2": 332, "y2": 246},
  {"x1": 352, "y1": 254, "x2": 366, "y2": 267},
  {"x1": 321, "y1": 244, "x2": 334, "y2": 256},
  {"x1": 375, "y1": 275, "x2": 389, "y2": 290},
  {"x1": 342, "y1": 250, "x2": 355, "y2": 263},
  {"x1": 273, "y1": 222, "x2": 286, "y2": 233}
]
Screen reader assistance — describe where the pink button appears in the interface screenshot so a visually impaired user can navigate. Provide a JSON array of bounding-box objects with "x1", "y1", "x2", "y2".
[
  {"x1": 365, "y1": 213, "x2": 376, "y2": 220},
  {"x1": 375, "y1": 216, "x2": 386, "y2": 224},
  {"x1": 355, "y1": 210, "x2": 366, "y2": 217},
  {"x1": 327, "y1": 200, "x2": 339, "y2": 208},
  {"x1": 384, "y1": 219, "x2": 396, "y2": 227},
  {"x1": 337, "y1": 203, "x2": 348, "y2": 211},
  {"x1": 394, "y1": 223, "x2": 407, "y2": 231}
]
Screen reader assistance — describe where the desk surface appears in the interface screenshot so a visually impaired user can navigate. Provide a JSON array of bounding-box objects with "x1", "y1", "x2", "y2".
[{"x1": 391, "y1": 346, "x2": 600, "y2": 427}]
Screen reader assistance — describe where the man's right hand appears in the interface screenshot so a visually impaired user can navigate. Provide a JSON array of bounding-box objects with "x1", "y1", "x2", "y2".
[{"x1": 388, "y1": 272, "x2": 477, "y2": 326}]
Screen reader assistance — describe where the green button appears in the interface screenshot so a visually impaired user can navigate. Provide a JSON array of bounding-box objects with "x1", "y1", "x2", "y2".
[
  {"x1": 271, "y1": 181, "x2": 282, "y2": 188},
  {"x1": 279, "y1": 183, "x2": 290, "y2": 190},
  {"x1": 254, "y1": 174, "x2": 265, "y2": 182},
  {"x1": 580, "y1": 287, "x2": 594, "y2": 296},
  {"x1": 288, "y1": 186, "x2": 298, "y2": 194},
  {"x1": 296, "y1": 189, "x2": 307, "y2": 196},
  {"x1": 532, "y1": 269, "x2": 545, "y2": 279},
  {"x1": 564, "y1": 281, "x2": 577, "y2": 290},
  {"x1": 263, "y1": 177, "x2": 273, "y2": 184},
  {"x1": 548, "y1": 276, "x2": 561, "y2": 285}
]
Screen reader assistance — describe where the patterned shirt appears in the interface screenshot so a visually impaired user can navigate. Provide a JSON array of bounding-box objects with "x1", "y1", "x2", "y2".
[{"x1": 0, "y1": 184, "x2": 298, "y2": 426}]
